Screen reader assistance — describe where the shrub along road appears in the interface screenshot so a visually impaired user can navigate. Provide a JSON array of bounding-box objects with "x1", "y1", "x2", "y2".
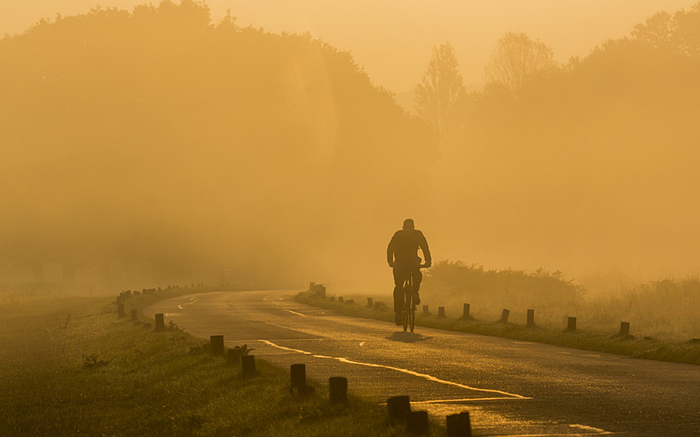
[{"x1": 144, "y1": 289, "x2": 700, "y2": 436}]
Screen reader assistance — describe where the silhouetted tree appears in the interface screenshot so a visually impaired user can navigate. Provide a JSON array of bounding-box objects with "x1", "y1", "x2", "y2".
[
  {"x1": 484, "y1": 32, "x2": 557, "y2": 96},
  {"x1": 632, "y1": 4, "x2": 700, "y2": 57},
  {"x1": 631, "y1": 11, "x2": 675, "y2": 50},
  {"x1": 414, "y1": 42, "x2": 466, "y2": 136}
]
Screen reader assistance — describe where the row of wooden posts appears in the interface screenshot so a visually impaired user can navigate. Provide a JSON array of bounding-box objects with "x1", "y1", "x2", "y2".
[
  {"x1": 134, "y1": 307, "x2": 476, "y2": 436},
  {"x1": 216, "y1": 333, "x2": 474, "y2": 435},
  {"x1": 116, "y1": 283, "x2": 207, "y2": 305},
  {"x1": 117, "y1": 292, "x2": 474, "y2": 435},
  {"x1": 309, "y1": 282, "x2": 633, "y2": 336}
]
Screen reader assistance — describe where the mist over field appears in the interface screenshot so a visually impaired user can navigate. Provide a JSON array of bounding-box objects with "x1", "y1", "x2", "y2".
[{"x1": 2, "y1": 0, "x2": 700, "y2": 313}]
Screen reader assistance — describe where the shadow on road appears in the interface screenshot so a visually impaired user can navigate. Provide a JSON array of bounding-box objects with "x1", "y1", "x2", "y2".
[{"x1": 386, "y1": 332, "x2": 433, "y2": 343}]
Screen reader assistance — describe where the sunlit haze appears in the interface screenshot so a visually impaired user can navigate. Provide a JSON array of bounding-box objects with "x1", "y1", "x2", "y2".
[
  {"x1": 2, "y1": 0, "x2": 697, "y2": 90},
  {"x1": 2, "y1": 0, "x2": 700, "y2": 296}
]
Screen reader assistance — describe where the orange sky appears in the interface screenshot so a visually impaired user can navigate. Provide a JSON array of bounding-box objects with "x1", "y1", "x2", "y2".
[{"x1": 3, "y1": 0, "x2": 697, "y2": 91}]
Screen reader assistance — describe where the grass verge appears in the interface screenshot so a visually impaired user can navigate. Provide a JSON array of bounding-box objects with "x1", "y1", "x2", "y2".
[
  {"x1": 0, "y1": 294, "x2": 436, "y2": 436},
  {"x1": 296, "y1": 291, "x2": 700, "y2": 366}
]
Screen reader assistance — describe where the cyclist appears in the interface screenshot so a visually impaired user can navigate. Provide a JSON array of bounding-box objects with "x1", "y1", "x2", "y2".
[{"x1": 387, "y1": 218, "x2": 432, "y2": 325}]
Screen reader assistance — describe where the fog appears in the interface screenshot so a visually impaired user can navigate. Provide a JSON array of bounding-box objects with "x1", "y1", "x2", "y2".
[
  {"x1": 2, "y1": 0, "x2": 700, "y2": 297},
  {"x1": 3, "y1": 0, "x2": 697, "y2": 90}
]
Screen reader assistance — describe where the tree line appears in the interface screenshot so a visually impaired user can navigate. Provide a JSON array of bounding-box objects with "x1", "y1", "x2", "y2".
[
  {"x1": 414, "y1": 3, "x2": 700, "y2": 277},
  {"x1": 0, "y1": 0, "x2": 435, "y2": 288}
]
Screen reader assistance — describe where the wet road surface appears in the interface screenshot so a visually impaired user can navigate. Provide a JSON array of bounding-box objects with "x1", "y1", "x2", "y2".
[{"x1": 145, "y1": 290, "x2": 700, "y2": 436}]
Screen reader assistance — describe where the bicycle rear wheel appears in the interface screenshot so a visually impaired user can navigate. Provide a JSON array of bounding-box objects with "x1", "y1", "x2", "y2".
[{"x1": 402, "y1": 278, "x2": 411, "y2": 332}]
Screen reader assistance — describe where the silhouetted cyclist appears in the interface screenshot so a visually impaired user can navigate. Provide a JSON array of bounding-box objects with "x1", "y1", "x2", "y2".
[{"x1": 387, "y1": 218, "x2": 432, "y2": 325}]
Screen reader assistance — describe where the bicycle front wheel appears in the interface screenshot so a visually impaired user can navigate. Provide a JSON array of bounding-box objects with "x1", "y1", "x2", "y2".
[{"x1": 403, "y1": 278, "x2": 412, "y2": 332}]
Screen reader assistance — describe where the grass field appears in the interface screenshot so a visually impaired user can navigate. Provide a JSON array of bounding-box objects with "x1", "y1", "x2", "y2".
[
  {"x1": 0, "y1": 292, "x2": 440, "y2": 436},
  {"x1": 297, "y1": 291, "x2": 700, "y2": 366}
]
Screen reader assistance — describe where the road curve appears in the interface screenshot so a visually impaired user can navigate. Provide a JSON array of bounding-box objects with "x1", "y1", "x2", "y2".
[{"x1": 145, "y1": 290, "x2": 700, "y2": 437}]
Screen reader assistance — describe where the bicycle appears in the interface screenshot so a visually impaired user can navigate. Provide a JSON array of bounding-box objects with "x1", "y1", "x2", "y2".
[{"x1": 400, "y1": 264, "x2": 426, "y2": 333}]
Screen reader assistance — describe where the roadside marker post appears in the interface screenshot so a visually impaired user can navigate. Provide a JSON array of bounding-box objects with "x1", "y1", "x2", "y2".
[
  {"x1": 154, "y1": 313, "x2": 165, "y2": 331},
  {"x1": 619, "y1": 321, "x2": 630, "y2": 336},
  {"x1": 567, "y1": 317, "x2": 577, "y2": 332},
  {"x1": 423, "y1": 305, "x2": 430, "y2": 316},
  {"x1": 329, "y1": 376, "x2": 348, "y2": 405},
  {"x1": 446, "y1": 412, "x2": 472, "y2": 437},
  {"x1": 437, "y1": 307, "x2": 446, "y2": 318},
  {"x1": 527, "y1": 309, "x2": 535, "y2": 327},
  {"x1": 460, "y1": 303, "x2": 470, "y2": 320},
  {"x1": 500, "y1": 309, "x2": 510, "y2": 323},
  {"x1": 210, "y1": 335, "x2": 225, "y2": 355},
  {"x1": 387, "y1": 395, "x2": 411, "y2": 426},
  {"x1": 241, "y1": 355, "x2": 256, "y2": 375},
  {"x1": 227, "y1": 348, "x2": 241, "y2": 366}
]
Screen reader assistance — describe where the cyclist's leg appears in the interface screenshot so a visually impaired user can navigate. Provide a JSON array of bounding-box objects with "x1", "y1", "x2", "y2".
[
  {"x1": 412, "y1": 268, "x2": 423, "y2": 305},
  {"x1": 392, "y1": 266, "x2": 405, "y2": 324}
]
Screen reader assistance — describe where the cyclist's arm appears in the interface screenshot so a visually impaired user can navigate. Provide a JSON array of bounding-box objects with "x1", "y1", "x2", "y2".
[
  {"x1": 418, "y1": 231, "x2": 432, "y2": 267},
  {"x1": 387, "y1": 232, "x2": 399, "y2": 267}
]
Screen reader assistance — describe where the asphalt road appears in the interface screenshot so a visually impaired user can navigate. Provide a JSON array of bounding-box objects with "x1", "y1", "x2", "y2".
[{"x1": 145, "y1": 290, "x2": 700, "y2": 436}]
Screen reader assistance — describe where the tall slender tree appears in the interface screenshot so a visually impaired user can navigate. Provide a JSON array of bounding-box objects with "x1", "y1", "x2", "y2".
[
  {"x1": 484, "y1": 32, "x2": 556, "y2": 96},
  {"x1": 415, "y1": 42, "x2": 466, "y2": 136}
]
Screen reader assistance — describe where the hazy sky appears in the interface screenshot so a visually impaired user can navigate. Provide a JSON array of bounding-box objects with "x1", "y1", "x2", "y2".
[{"x1": 3, "y1": 0, "x2": 697, "y2": 91}]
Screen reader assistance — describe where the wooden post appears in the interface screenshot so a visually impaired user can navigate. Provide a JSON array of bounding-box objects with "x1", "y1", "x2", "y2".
[
  {"x1": 241, "y1": 355, "x2": 256, "y2": 375},
  {"x1": 567, "y1": 317, "x2": 577, "y2": 332},
  {"x1": 500, "y1": 309, "x2": 510, "y2": 323},
  {"x1": 329, "y1": 376, "x2": 348, "y2": 404},
  {"x1": 314, "y1": 284, "x2": 326, "y2": 297},
  {"x1": 367, "y1": 297, "x2": 373, "y2": 307},
  {"x1": 117, "y1": 303, "x2": 125, "y2": 318},
  {"x1": 131, "y1": 309, "x2": 138, "y2": 321},
  {"x1": 461, "y1": 303, "x2": 470, "y2": 320},
  {"x1": 154, "y1": 313, "x2": 165, "y2": 331},
  {"x1": 407, "y1": 410, "x2": 429, "y2": 435},
  {"x1": 227, "y1": 348, "x2": 241, "y2": 366},
  {"x1": 619, "y1": 321, "x2": 630, "y2": 336},
  {"x1": 437, "y1": 307, "x2": 446, "y2": 318},
  {"x1": 291, "y1": 364, "x2": 306, "y2": 389},
  {"x1": 210, "y1": 335, "x2": 224, "y2": 355},
  {"x1": 423, "y1": 305, "x2": 430, "y2": 315},
  {"x1": 387, "y1": 395, "x2": 411, "y2": 425},
  {"x1": 527, "y1": 309, "x2": 535, "y2": 327},
  {"x1": 446, "y1": 412, "x2": 472, "y2": 437}
]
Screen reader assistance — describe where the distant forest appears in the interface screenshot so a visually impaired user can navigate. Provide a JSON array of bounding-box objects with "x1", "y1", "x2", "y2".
[
  {"x1": 2, "y1": 1, "x2": 700, "y2": 290},
  {"x1": 417, "y1": 4, "x2": 700, "y2": 278},
  {"x1": 0, "y1": 1, "x2": 435, "y2": 288}
]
